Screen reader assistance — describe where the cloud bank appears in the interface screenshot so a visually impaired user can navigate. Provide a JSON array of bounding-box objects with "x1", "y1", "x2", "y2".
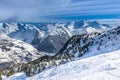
[{"x1": 0, "y1": 0, "x2": 120, "y2": 22}]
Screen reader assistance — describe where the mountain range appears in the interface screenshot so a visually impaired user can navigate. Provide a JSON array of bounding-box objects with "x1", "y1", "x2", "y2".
[
  {"x1": 0, "y1": 19, "x2": 120, "y2": 80},
  {"x1": 2, "y1": 19, "x2": 120, "y2": 80}
]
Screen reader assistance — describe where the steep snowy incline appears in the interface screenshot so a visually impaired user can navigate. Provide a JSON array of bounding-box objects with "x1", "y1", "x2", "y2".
[
  {"x1": 27, "y1": 50, "x2": 120, "y2": 80},
  {"x1": 4, "y1": 49, "x2": 120, "y2": 80}
]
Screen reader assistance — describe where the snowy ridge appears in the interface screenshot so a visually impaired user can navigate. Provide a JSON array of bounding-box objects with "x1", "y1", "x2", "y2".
[
  {"x1": 67, "y1": 20, "x2": 114, "y2": 34},
  {"x1": 56, "y1": 26, "x2": 120, "y2": 59}
]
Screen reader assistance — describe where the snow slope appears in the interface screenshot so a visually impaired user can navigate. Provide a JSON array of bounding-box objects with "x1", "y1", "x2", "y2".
[{"x1": 4, "y1": 49, "x2": 120, "y2": 80}]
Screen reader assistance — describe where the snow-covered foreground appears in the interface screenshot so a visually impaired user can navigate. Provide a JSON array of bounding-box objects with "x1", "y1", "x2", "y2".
[{"x1": 4, "y1": 49, "x2": 120, "y2": 80}]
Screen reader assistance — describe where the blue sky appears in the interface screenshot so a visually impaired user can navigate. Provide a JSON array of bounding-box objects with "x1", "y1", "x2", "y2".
[{"x1": 0, "y1": 0, "x2": 120, "y2": 22}]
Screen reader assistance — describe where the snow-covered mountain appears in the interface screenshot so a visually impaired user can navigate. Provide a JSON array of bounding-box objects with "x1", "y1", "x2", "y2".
[
  {"x1": 0, "y1": 19, "x2": 119, "y2": 70},
  {"x1": 0, "y1": 34, "x2": 43, "y2": 69},
  {"x1": 1, "y1": 19, "x2": 120, "y2": 80},
  {"x1": 3, "y1": 25, "x2": 120, "y2": 78},
  {"x1": 0, "y1": 23, "x2": 72, "y2": 53},
  {"x1": 0, "y1": 19, "x2": 119, "y2": 54},
  {"x1": 31, "y1": 23, "x2": 72, "y2": 53},
  {"x1": 67, "y1": 20, "x2": 114, "y2": 34},
  {"x1": 55, "y1": 26, "x2": 120, "y2": 59}
]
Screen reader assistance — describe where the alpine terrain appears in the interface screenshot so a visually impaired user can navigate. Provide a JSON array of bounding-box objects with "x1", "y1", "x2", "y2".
[{"x1": 0, "y1": 19, "x2": 120, "y2": 80}]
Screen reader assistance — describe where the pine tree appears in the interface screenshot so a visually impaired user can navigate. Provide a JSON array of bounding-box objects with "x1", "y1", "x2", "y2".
[
  {"x1": 97, "y1": 46, "x2": 100, "y2": 50},
  {"x1": 29, "y1": 68, "x2": 34, "y2": 76},
  {"x1": 51, "y1": 60, "x2": 57, "y2": 66},
  {"x1": 0, "y1": 71, "x2": 2, "y2": 80},
  {"x1": 66, "y1": 53, "x2": 72, "y2": 60},
  {"x1": 7, "y1": 69, "x2": 15, "y2": 77},
  {"x1": 7, "y1": 71, "x2": 11, "y2": 77},
  {"x1": 38, "y1": 66, "x2": 42, "y2": 73},
  {"x1": 34, "y1": 65, "x2": 37, "y2": 72}
]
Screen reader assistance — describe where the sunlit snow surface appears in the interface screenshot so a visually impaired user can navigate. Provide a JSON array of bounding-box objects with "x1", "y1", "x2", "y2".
[{"x1": 4, "y1": 49, "x2": 120, "y2": 80}]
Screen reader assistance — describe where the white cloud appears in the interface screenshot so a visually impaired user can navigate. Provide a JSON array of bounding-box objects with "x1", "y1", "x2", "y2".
[{"x1": 0, "y1": 0, "x2": 120, "y2": 22}]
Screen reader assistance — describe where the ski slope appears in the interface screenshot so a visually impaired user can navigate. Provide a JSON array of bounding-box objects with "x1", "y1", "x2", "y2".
[
  {"x1": 4, "y1": 49, "x2": 120, "y2": 80},
  {"x1": 28, "y1": 50, "x2": 120, "y2": 80}
]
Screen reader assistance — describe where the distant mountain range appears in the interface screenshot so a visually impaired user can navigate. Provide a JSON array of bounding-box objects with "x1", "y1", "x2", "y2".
[
  {"x1": 1, "y1": 20, "x2": 119, "y2": 53},
  {"x1": 0, "y1": 19, "x2": 120, "y2": 69}
]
